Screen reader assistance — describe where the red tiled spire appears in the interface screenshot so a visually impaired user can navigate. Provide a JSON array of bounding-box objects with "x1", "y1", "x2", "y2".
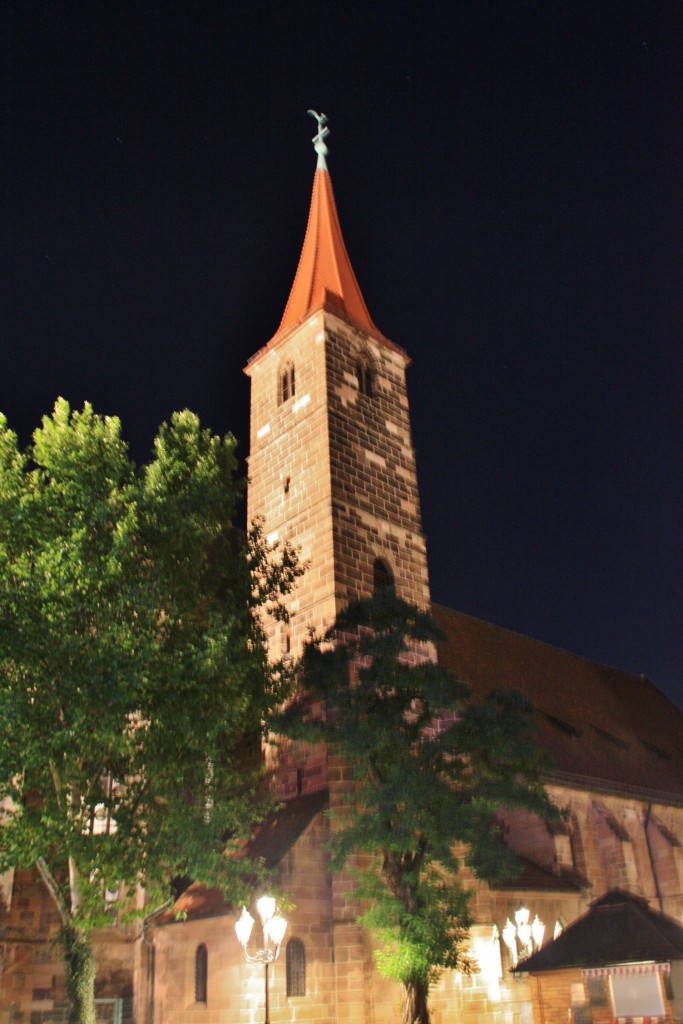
[
  {"x1": 274, "y1": 168, "x2": 378, "y2": 339},
  {"x1": 273, "y1": 141, "x2": 379, "y2": 342},
  {"x1": 245, "y1": 114, "x2": 406, "y2": 370}
]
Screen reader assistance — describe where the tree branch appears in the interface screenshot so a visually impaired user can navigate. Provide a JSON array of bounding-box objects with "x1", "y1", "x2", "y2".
[
  {"x1": 48, "y1": 759, "x2": 63, "y2": 810},
  {"x1": 36, "y1": 857, "x2": 70, "y2": 928}
]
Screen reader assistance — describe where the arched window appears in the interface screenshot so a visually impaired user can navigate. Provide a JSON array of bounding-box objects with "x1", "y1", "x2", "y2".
[
  {"x1": 356, "y1": 358, "x2": 373, "y2": 398},
  {"x1": 286, "y1": 938, "x2": 306, "y2": 997},
  {"x1": 279, "y1": 362, "x2": 296, "y2": 405},
  {"x1": 195, "y1": 944, "x2": 208, "y2": 1003},
  {"x1": 373, "y1": 558, "x2": 394, "y2": 593}
]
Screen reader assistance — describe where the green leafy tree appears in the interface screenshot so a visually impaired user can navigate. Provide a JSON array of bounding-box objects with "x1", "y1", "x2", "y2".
[
  {"x1": 0, "y1": 400, "x2": 300, "y2": 1024},
  {"x1": 275, "y1": 589, "x2": 554, "y2": 1024}
]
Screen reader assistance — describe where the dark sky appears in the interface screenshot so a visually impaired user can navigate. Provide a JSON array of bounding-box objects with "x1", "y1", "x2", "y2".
[{"x1": 3, "y1": 3, "x2": 682, "y2": 705}]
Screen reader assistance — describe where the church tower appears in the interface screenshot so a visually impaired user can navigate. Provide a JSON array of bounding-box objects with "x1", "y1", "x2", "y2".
[{"x1": 244, "y1": 115, "x2": 430, "y2": 659}]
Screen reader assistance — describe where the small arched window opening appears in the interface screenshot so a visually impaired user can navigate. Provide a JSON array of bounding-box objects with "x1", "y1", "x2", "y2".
[
  {"x1": 279, "y1": 362, "x2": 296, "y2": 405},
  {"x1": 373, "y1": 558, "x2": 394, "y2": 593},
  {"x1": 195, "y1": 944, "x2": 208, "y2": 1003},
  {"x1": 286, "y1": 938, "x2": 306, "y2": 997},
  {"x1": 356, "y1": 359, "x2": 373, "y2": 398}
]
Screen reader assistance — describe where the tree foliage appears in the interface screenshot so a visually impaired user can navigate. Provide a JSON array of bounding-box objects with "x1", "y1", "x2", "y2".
[
  {"x1": 275, "y1": 589, "x2": 554, "y2": 1024},
  {"x1": 0, "y1": 400, "x2": 300, "y2": 1024}
]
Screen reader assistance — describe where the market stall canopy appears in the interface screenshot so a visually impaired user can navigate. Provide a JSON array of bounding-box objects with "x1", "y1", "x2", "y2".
[{"x1": 513, "y1": 890, "x2": 683, "y2": 973}]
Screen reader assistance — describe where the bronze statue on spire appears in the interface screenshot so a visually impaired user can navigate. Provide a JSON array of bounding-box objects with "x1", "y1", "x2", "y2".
[{"x1": 307, "y1": 109, "x2": 329, "y2": 166}]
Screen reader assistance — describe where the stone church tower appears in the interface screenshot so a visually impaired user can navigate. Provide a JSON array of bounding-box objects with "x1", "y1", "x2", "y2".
[
  {"x1": 243, "y1": 116, "x2": 438, "y2": 1019},
  {"x1": 244, "y1": 115, "x2": 431, "y2": 663}
]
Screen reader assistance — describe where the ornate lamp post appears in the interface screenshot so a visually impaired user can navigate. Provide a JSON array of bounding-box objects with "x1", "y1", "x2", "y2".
[
  {"x1": 502, "y1": 905, "x2": 545, "y2": 967},
  {"x1": 234, "y1": 896, "x2": 287, "y2": 1024}
]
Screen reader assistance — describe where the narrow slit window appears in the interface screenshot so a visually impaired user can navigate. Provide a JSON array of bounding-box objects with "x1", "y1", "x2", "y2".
[
  {"x1": 356, "y1": 359, "x2": 373, "y2": 398},
  {"x1": 195, "y1": 944, "x2": 208, "y2": 1003},
  {"x1": 286, "y1": 938, "x2": 306, "y2": 997},
  {"x1": 279, "y1": 363, "x2": 296, "y2": 405}
]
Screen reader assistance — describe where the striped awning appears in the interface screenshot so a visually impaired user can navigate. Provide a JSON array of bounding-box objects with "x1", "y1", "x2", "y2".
[{"x1": 581, "y1": 963, "x2": 670, "y2": 977}]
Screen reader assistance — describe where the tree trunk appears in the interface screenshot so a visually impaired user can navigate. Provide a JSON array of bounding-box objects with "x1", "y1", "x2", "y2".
[
  {"x1": 402, "y1": 975, "x2": 430, "y2": 1024},
  {"x1": 61, "y1": 924, "x2": 97, "y2": 1024},
  {"x1": 36, "y1": 856, "x2": 97, "y2": 1024}
]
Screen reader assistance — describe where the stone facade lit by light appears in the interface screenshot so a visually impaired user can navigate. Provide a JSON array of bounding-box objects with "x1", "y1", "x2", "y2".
[{"x1": 3, "y1": 135, "x2": 683, "y2": 1024}]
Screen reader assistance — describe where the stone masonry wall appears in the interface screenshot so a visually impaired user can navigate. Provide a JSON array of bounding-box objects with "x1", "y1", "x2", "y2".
[
  {"x1": 245, "y1": 314, "x2": 337, "y2": 661},
  {"x1": 4, "y1": 777, "x2": 677, "y2": 1024},
  {"x1": 152, "y1": 807, "x2": 336, "y2": 1024},
  {"x1": 324, "y1": 314, "x2": 431, "y2": 611},
  {"x1": 246, "y1": 309, "x2": 432, "y2": 803},
  {"x1": 245, "y1": 309, "x2": 431, "y2": 655},
  {"x1": 0, "y1": 870, "x2": 135, "y2": 1024},
  {"x1": 545, "y1": 784, "x2": 683, "y2": 921}
]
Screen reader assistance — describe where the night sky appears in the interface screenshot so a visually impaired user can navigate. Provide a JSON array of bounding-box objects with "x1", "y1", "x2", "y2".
[{"x1": 3, "y1": 4, "x2": 682, "y2": 705}]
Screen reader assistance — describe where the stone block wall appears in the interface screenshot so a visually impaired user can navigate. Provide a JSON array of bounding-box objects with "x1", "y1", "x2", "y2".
[
  {"x1": 247, "y1": 309, "x2": 432, "y2": 802},
  {"x1": 245, "y1": 309, "x2": 431, "y2": 661},
  {"x1": 149, "y1": 781, "x2": 683, "y2": 1024},
  {"x1": 324, "y1": 315, "x2": 430, "y2": 612},
  {"x1": 545, "y1": 784, "x2": 683, "y2": 921},
  {"x1": 8, "y1": 778, "x2": 683, "y2": 1024},
  {"x1": 245, "y1": 314, "x2": 337, "y2": 661},
  {"x1": 0, "y1": 870, "x2": 135, "y2": 1024},
  {"x1": 151, "y1": 803, "x2": 337, "y2": 1024}
]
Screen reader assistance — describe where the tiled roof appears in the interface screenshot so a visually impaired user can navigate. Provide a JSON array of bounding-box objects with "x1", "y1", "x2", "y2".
[
  {"x1": 155, "y1": 790, "x2": 328, "y2": 924},
  {"x1": 247, "y1": 787, "x2": 328, "y2": 867},
  {"x1": 432, "y1": 604, "x2": 683, "y2": 801},
  {"x1": 245, "y1": 159, "x2": 411, "y2": 372},
  {"x1": 514, "y1": 888, "x2": 683, "y2": 971},
  {"x1": 274, "y1": 168, "x2": 378, "y2": 342},
  {"x1": 491, "y1": 854, "x2": 585, "y2": 893}
]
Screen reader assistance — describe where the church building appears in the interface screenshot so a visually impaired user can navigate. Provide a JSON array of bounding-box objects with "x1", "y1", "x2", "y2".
[{"x1": 2, "y1": 118, "x2": 683, "y2": 1024}]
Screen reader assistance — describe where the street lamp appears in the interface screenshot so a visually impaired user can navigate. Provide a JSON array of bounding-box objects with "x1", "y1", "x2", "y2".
[
  {"x1": 502, "y1": 905, "x2": 545, "y2": 967},
  {"x1": 234, "y1": 896, "x2": 287, "y2": 1024}
]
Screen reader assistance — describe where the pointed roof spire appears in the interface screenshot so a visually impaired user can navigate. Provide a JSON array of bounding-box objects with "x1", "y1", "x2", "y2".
[{"x1": 272, "y1": 112, "x2": 380, "y2": 342}]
